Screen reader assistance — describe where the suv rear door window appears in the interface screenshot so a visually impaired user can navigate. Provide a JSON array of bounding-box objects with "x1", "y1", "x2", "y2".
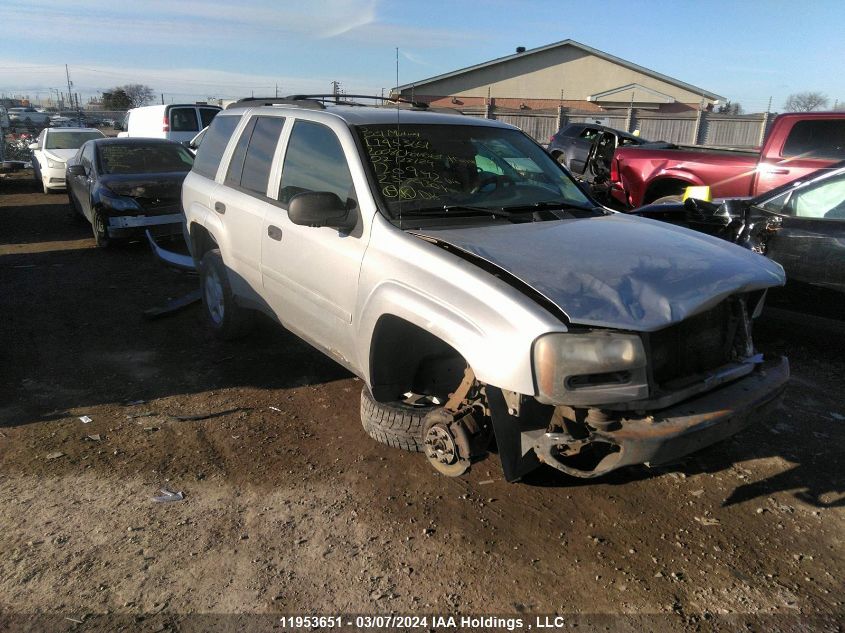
[
  {"x1": 226, "y1": 116, "x2": 284, "y2": 195},
  {"x1": 278, "y1": 121, "x2": 354, "y2": 205},
  {"x1": 782, "y1": 120, "x2": 845, "y2": 160},
  {"x1": 169, "y1": 107, "x2": 199, "y2": 132},
  {"x1": 193, "y1": 114, "x2": 241, "y2": 179}
]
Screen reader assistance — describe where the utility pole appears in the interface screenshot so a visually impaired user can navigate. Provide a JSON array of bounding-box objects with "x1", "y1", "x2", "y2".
[
  {"x1": 161, "y1": 93, "x2": 165, "y2": 105},
  {"x1": 65, "y1": 64, "x2": 80, "y2": 117},
  {"x1": 275, "y1": 83, "x2": 278, "y2": 98}
]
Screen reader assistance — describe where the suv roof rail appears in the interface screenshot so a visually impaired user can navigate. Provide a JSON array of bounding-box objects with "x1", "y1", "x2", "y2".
[
  {"x1": 225, "y1": 97, "x2": 326, "y2": 110},
  {"x1": 286, "y1": 94, "x2": 430, "y2": 109}
]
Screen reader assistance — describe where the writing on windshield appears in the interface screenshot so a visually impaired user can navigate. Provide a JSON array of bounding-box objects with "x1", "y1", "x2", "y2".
[{"x1": 357, "y1": 124, "x2": 590, "y2": 218}]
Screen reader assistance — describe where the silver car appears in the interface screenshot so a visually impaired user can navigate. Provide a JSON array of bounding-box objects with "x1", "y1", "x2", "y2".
[{"x1": 179, "y1": 97, "x2": 788, "y2": 482}]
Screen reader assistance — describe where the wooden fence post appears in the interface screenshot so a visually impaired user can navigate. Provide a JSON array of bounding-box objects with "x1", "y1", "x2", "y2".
[
  {"x1": 758, "y1": 111, "x2": 771, "y2": 146},
  {"x1": 692, "y1": 109, "x2": 705, "y2": 145}
]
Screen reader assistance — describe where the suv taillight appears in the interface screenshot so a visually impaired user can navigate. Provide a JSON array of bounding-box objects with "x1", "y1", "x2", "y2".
[
  {"x1": 162, "y1": 114, "x2": 169, "y2": 132},
  {"x1": 610, "y1": 158, "x2": 619, "y2": 182}
]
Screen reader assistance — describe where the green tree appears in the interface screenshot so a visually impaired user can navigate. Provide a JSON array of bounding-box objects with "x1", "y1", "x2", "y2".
[{"x1": 101, "y1": 89, "x2": 131, "y2": 110}]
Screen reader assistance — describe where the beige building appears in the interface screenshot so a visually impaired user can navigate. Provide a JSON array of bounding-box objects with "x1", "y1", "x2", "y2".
[{"x1": 393, "y1": 39, "x2": 723, "y2": 113}]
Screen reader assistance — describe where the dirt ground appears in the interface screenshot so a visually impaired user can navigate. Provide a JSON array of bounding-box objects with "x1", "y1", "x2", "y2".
[{"x1": 1, "y1": 171, "x2": 842, "y2": 632}]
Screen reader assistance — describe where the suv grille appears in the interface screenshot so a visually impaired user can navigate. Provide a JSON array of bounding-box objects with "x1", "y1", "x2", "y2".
[{"x1": 647, "y1": 297, "x2": 749, "y2": 390}]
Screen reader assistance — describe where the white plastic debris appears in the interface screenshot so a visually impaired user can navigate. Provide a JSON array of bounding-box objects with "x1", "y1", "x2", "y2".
[
  {"x1": 79, "y1": 415, "x2": 92, "y2": 424},
  {"x1": 152, "y1": 489, "x2": 185, "y2": 503}
]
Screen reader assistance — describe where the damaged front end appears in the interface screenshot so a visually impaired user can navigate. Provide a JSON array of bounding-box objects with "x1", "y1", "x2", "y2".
[
  {"x1": 438, "y1": 293, "x2": 788, "y2": 482},
  {"x1": 497, "y1": 293, "x2": 787, "y2": 480}
]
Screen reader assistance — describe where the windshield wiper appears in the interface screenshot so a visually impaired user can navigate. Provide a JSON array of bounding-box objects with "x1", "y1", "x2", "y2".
[
  {"x1": 496, "y1": 200, "x2": 601, "y2": 213},
  {"x1": 399, "y1": 205, "x2": 529, "y2": 218}
]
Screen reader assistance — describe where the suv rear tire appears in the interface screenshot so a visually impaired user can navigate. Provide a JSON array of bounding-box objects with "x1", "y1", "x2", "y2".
[
  {"x1": 360, "y1": 387, "x2": 435, "y2": 453},
  {"x1": 199, "y1": 248, "x2": 254, "y2": 339}
]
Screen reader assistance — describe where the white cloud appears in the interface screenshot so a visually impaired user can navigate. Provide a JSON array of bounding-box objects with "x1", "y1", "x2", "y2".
[{"x1": 0, "y1": 60, "x2": 384, "y2": 100}]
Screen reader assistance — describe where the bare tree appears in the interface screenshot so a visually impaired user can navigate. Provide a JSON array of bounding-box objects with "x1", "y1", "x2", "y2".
[
  {"x1": 717, "y1": 100, "x2": 743, "y2": 115},
  {"x1": 119, "y1": 84, "x2": 156, "y2": 108},
  {"x1": 783, "y1": 92, "x2": 829, "y2": 112}
]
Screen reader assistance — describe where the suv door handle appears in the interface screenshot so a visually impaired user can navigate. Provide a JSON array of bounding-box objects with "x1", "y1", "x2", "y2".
[
  {"x1": 214, "y1": 201, "x2": 226, "y2": 214},
  {"x1": 267, "y1": 225, "x2": 282, "y2": 241}
]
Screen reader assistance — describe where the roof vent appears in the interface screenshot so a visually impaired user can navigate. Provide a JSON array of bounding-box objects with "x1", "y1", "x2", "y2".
[{"x1": 516, "y1": 46, "x2": 526, "y2": 53}]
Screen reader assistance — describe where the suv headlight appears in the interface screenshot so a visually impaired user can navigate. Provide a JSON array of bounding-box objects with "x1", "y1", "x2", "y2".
[
  {"x1": 533, "y1": 331, "x2": 649, "y2": 406},
  {"x1": 46, "y1": 157, "x2": 65, "y2": 169}
]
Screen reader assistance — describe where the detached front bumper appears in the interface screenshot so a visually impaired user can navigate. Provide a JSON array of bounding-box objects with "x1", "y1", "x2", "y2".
[
  {"x1": 106, "y1": 213, "x2": 183, "y2": 239},
  {"x1": 493, "y1": 356, "x2": 789, "y2": 481}
]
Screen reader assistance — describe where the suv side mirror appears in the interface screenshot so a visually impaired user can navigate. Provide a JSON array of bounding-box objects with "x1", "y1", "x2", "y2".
[
  {"x1": 67, "y1": 164, "x2": 86, "y2": 176},
  {"x1": 288, "y1": 191, "x2": 356, "y2": 231}
]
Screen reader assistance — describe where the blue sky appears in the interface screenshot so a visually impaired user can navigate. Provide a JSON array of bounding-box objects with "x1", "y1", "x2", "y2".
[{"x1": 0, "y1": 0, "x2": 843, "y2": 112}]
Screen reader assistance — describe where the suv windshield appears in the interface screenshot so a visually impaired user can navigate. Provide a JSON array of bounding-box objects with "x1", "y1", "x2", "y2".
[
  {"x1": 46, "y1": 131, "x2": 103, "y2": 150},
  {"x1": 356, "y1": 124, "x2": 594, "y2": 219}
]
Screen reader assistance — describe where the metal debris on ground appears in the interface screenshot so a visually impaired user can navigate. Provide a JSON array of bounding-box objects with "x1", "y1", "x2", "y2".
[
  {"x1": 79, "y1": 415, "x2": 92, "y2": 424},
  {"x1": 152, "y1": 488, "x2": 185, "y2": 503},
  {"x1": 46, "y1": 451, "x2": 65, "y2": 460},
  {"x1": 478, "y1": 479, "x2": 496, "y2": 485},
  {"x1": 83, "y1": 434, "x2": 102, "y2": 442},
  {"x1": 142, "y1": 288, "x2": 202, "y2": 321},
  {"x1": 170, "y1": 407, "x2": 253, "y2": 421},
  {"x1": 127, "y1": 411, "x2": 156, "y2": 419},
  {"x1": 695, "y1": 516, "x2": 721, "y2": 526},
  {"x1": 269, "y1": 406, "x2": 282, "y2": 412}
]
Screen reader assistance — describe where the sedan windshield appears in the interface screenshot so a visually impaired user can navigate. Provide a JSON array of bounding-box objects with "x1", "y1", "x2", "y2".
[
  {"x1": 98, "y1": 144, "x2": 194, "y2": 175},
  {"x1": 46, "y1": 131, "x2": 103, "y2": 150},
  {"x1": 356, "y1": 124, "x2": 594, "y2": 220}
]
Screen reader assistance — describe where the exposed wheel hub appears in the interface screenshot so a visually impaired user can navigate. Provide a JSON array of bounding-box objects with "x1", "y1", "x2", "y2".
[{"x1": 422, "y1": 409, "x2": 480, "y2": 477}]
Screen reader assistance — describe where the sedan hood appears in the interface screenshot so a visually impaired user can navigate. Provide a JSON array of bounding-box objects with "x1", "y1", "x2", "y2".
[
  {"x1": 45, "y1": 149, "x2": 77, "y2": 162},
  {"x1": 413, "y1": 213, "x2": 785, "y2": 331},
  {"x1": 101, "y1": 173, "x2": 187, "y2": 200}
]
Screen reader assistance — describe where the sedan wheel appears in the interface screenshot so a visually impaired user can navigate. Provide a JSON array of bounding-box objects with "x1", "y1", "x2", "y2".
[{"x1": 91, "y1": 210, "x2": 110, "y2": 247}]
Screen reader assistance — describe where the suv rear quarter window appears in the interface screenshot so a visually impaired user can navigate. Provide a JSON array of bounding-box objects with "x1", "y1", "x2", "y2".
[
  {"x1": 193, "y1": 114, "x2": 241, "y2": 179},
  {"x1": 224, "y1": 116, "x2": 285, "y2": 196}
]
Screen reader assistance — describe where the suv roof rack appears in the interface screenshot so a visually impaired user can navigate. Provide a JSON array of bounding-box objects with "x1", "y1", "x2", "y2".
[
  {"x1": 226, "y1": 94, "x2": 434, "y2": 111},
  {"x1": 286, "y1": 94, "x2": 430, "y2": 109},
  {"x1": 225, "y1": 97, "x2": 326, "y2": 110}
]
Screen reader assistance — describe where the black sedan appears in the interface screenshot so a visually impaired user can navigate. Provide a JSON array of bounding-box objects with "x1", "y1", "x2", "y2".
[
  {"x1": 635, "y1": 162, "x2": 845, "y2": 317},
  {"x1": 66, "y1": 138, "x2": 194, "y2": 247}
]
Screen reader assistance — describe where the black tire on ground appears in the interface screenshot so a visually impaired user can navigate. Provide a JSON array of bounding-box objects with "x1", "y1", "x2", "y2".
[
  {"x1": 650, "y1": 194, "x2": 684, "y2": 205},
  {"x1": 360, "y1": 387, "x2": 435, "y2": 453},
  {"x1": 198, "y1": 248, "x2": 254, "y2": 340},
  {"x1": 91, "y1": 209, "x2": 110, "y2": 247}
]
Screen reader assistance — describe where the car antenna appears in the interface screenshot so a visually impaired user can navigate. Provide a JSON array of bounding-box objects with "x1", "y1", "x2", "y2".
[{"x1": 396, "y1": 47, "x2": 403, "y2": 229}]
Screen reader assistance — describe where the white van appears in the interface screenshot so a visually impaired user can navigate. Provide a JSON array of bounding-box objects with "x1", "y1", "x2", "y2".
[{"x1": 117, "y1": 104, "x2": 221, "y2": 143}]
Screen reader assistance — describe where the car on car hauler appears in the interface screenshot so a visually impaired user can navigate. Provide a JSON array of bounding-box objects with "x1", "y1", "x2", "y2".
[{"x1": 178, "y1": 96, "x2": 789, "y2": 482}]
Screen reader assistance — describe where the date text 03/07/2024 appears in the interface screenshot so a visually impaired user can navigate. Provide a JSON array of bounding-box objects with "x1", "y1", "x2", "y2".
[{"x1": 277, "y1": 615, "x2": 574, "y2": 630}]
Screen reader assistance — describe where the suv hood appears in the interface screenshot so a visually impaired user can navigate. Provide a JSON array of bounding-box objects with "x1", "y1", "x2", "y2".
[{"x1": 413, "y1": 213, "x2": 785, "y2": 331}]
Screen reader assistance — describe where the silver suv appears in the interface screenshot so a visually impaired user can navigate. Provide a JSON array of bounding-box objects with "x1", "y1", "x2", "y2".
[{"x1": 181, "y1": 97, "x2": 789, "y2": 482}]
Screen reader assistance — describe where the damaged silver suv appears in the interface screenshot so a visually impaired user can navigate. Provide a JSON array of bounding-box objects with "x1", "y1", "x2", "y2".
[{"x1": 180, "y1": 96, "x2": 789, "y2": 482}]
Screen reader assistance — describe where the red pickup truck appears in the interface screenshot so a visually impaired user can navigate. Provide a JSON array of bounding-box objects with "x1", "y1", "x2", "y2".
[{"x1": 610, "y1": 112, "x2": 845, "y2": 207}]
